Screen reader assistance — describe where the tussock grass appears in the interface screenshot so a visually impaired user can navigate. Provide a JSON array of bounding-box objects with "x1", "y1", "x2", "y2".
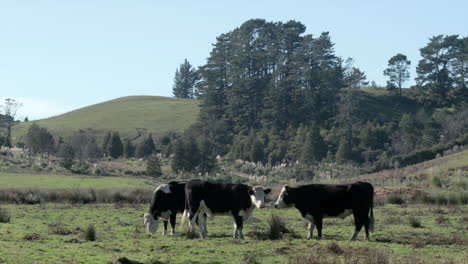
[
  {"x1": 0, "y1": 208, "x2": 11, "y2": 223},
  {"x1": 408, "y1": 216, "x2": 423, "y2": 228},
  {"x1": 84, "y1": 224, "x2": 96, "y2": 241},
  {"x1": 48, "y1": 217, "x2": 72, "y2": 235}
]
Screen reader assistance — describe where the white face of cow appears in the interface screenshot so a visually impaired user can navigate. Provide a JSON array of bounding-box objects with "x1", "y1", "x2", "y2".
[
  {"x1": 274, "y1": 186, "x2": 293, "y2": 209},
  {"x1": 249, "y1": 186, "x2": 271, "y2": 208},
  {"x1": 143, "y1": 213, "x2": 159, "y2": 234}
]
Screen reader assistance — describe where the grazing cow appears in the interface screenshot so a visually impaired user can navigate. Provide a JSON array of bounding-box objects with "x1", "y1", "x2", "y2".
[
  {"x1": 183, "y1": 179, "x2": 271, "y2": 239},
  {"x1": 144, "y1": 181, "x2": 207, "y2": 235},
  {"x1": 274, "y1": 182, "x2": 374, "y2": 241}
]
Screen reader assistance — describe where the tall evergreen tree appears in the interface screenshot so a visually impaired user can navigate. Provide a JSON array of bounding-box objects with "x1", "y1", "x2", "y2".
[
  {"x1": 124, "y1": 140, "x2": 135, "y2": 158},
  {"x1": 146, "y1": 154, "x2": 162, "y2": 179},
  {"x1": 301, "y1": 125, "x2": 327, "y2": 164},
  {"x1": 335, "y1": 136, "x2": 352, "y2": 162},
  {"x1": 172, "y1": 59, "x2": 199, "y2": 98},
  {"x1": 415, "y1": 35, "x2": 464, "y2": 106},
  {"x1": 383, "y1": 53, "x2": 411, "y2": 97},
  {"x1": 102, "y1": 131, "x2": 112, "y2": 157},
  {"x1": 107, "y1": 132, "x2": 123, "y2": 158}
]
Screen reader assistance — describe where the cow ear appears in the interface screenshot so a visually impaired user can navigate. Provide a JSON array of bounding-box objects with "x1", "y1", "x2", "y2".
[
  {"x1": 264, "y1": 188, "x2": 271, "y2": 195},
  {"x1": 248, "y1": 189, "x2": 255, "y2": 195}
]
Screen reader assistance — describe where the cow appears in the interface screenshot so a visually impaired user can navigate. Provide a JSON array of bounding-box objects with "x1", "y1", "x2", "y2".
[
  {"x1": 182, "y1": 179, "x2": 271, "y2": 239},
  {"x1": 274, "y1": 181, "x2": 374, "y2": 241},
  {"x1": 144, "y1": 181, "x2": 207, "y2": 235}
]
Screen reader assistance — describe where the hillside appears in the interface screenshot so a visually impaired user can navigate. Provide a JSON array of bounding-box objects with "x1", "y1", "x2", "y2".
[{"x1": 13, "y1": 96, "x2": 199, "y2": 142}]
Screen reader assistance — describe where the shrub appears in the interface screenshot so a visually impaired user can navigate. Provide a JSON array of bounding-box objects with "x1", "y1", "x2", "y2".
[
  {"x1": 0, "y1": 208, "x2": 11, "y2": 223},
  {"x1": 182, "y1": 229, "x2": 199, "y2": 239},
  {"x1": 266, "y1": 214, "x2": 289, "y2": 240},
  {"x1": 49, "y1": 217, "x2": 71, "y2": 235},
  {"x1": 436, "y1": 194, "x2": 448, "y2": 205},
  {"x1": 387, "y1": 194, "x2": 405, "y2": 205},
  {"x1": 408, "y1": 216, "x2": 422, "y2": 228},
  {"x1": 240, "y1": 254, "x2": 260, "y2": 264},
  {"x1": 325, "y1": 242, "x2": 344, "y2": 255},
  {"x1": 84, "y1": 224, "x2": 96, "y2": 241},
  {"x1": 435, "y1": 216, "x2": 449, "y2": 225},
  {"x1": 431, "y1": 176, "x2": 443, "y2": 188}
]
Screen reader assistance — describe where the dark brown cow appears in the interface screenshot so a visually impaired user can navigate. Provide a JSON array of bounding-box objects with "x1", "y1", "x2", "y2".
[{"x1": 274, "y1": 182, "x2": 374, "y2": 240}]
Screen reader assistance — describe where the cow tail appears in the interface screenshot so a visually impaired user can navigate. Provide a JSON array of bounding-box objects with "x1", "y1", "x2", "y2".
[{"x1": 369, "y1": 191, "x2": 375, "y2": 232}]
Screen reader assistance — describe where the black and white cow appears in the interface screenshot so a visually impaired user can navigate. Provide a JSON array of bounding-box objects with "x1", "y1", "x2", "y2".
[
  {"x1": 274, "y1": 181, "x2": 374, "y2": 241},
  {"x1": 144, "y1": 181, "x2": 207, "y2": 235},
  {"x1": 183, "y1": 179, "x2": 271, "y2": 239}
]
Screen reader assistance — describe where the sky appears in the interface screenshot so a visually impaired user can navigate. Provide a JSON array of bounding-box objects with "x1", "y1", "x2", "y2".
[{"x1": 1, "y1": 1, "x2": 467, "y2": 120}]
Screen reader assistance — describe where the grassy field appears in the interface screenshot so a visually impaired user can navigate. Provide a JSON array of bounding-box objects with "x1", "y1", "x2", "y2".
[
  {"x1": 0, "y1": 172, "x2": 155, "y2": 189},
  {"x1": 352, "y1": 149, "x2": 468, "y2": 189},
  {"x1": 0, "y1": 203, "x2": 466, "y2": 264},
  {"x1": 12, "y1": 96, "x2": 199, "y2": 142}
]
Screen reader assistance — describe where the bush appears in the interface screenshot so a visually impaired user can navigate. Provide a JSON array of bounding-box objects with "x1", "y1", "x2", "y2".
[
  {"x1": 387, "y1": 194, "x2": 405, "y2": 205},
  {"x1": 84, "y1": 224, "x2": 96, "y2": 241},
  {"x1": 431, "y1": 176, "x2": 443, "y2": 188},
  {"x1": 49, "y1": 217, "x2": 72, "y2": 235},
  {"x1": 0, "y1": 208, "x2": 11, "y2": 223},
  {"x1": 408, "y1": 216, "x2": 422, "y2": 228},
  {"x1": 266, "y1": 214, "x2": 289, "y2": 240}
]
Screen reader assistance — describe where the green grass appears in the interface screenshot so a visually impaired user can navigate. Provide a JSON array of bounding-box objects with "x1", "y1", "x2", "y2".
[
  {"x1": 0, "y1": 204, "x2": 466, "y2": 263},
  {"x1": 0, "y1": 172, "x2": 154, "y2": 189},
  {"x1": 13, "y1": 96, "x2": 199, "y2": 142}
]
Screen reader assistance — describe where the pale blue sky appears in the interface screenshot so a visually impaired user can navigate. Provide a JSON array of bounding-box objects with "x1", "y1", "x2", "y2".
[{"x1": 1, "y1": 1, "x2": 467, "y2": 119}]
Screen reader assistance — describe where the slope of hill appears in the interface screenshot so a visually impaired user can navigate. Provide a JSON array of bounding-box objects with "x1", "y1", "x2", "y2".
[{"x1": 13, "y1": 96, "x2": 199, "y2": 142}]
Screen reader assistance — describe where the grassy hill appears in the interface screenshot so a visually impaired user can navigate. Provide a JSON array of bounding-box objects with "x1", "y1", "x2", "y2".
[
  {"x1": 12, "y1": 88, "x2": 423, "y2": 143},
  {"x1": 13, "y1": 96, "x2": 199, "y2": 142}
]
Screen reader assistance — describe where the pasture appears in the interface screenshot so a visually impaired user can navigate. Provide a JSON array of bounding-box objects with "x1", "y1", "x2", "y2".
[
  {"x1": 0, "y1": 172, "x2": 155, "y2": 189},
  {"x1": 0, "y1": 203, "x2": 466, "y2": 263}
]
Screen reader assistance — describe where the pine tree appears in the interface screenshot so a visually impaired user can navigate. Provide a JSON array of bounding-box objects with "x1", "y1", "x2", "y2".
[
  {"x1": 102, "y1": 131, "x2": 112, "y2": 157},
  {"x1": 301, "y1": 125, "x2": 327, "y2": 164},
  {"x1": 249, "y1": 137, "x2": 264, "y2": 164},
  {"x1": 198, "y1": 137, "x2": 216, "y2": 174},
  {"x1": 172, "y1": 59, "x2": 199, "y2": 98},
  {"x1": 124, "y1": 140, "x2": 135, "y2": 158},
  {"x1": 383, "y1": 53, "x2": 411, "y2": 97},
  {"x1": 171, "y1": 139, "x2": 186, "y2": 172},
  {"x1": 336, "y1": 136, "x2": 352, "y2": 162},
  {"x1": 146, "y1": 154, "x2": 162, "y2": 179},
  {"x1": 107, "y1": 132, "x2": 123, "y2": 158}
]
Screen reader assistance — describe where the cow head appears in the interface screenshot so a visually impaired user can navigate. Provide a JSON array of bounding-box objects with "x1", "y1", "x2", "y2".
[
  {"x1": 143, "y1": 213, "x2": 159, "y2": 234},
  {"x1": 248, "y1": 186, "x2": 271, "y2": 208},
  {"x1": 274, "y1": 185, "x2": 294, "y2": 209}
]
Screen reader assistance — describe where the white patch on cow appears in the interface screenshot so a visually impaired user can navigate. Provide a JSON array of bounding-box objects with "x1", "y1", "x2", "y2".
[
  {"x1": 155, "y1": 184, "x2": 171, "y2": 194},
  {"x1": 324, "y1": 209, "x2": 353, "y2": 219},
  {"x1": 160, "y1": 210, "x2": 171, "y2": 220},
  {"x1": 274, "y1": 186, "x2": 293, "y2": 208},
  {"x1": 250, "y1": 186, "x2": 268, "y2": 208},
  {"x1": 144, "y1": 213, "x2": 159, "y2": 234}
]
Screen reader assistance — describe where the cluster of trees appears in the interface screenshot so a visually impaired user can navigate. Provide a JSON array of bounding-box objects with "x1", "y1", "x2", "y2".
[
  {"x1": 0, "y1": 98, "x2": 22, "y2": 148},
  {"x1": 170, "y1": 19, "x2": 467, "y2": 170}
]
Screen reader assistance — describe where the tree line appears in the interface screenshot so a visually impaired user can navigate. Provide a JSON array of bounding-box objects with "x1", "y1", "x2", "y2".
[{"x1": 170, "y1": 19, "x2": 467, "y2": 171}]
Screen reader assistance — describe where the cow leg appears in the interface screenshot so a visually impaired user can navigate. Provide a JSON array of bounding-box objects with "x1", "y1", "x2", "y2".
[
  {"x1": 314, "y1": 216, "x2": 323, "y2": 240},
  {"x1": 307, "y1": 221, "x2": 315, "y2": 240},
  {"x1": 162, "y1": 220, "x2": 168, "y2": 236},
  {"x1": 364, "y1": 214, "x2": 370, "y2": 241},
  {"x1": 233, "y1": 215, "x2": 244, "y2": 239},
  {"x1": 202, "y1": 213, "x2": 208, "y2": 237},
  {"x1": 351, "y1": 212, "x2": 364, "y2": 241},
  {"x1": 169, "y1": 212, "x2": 177, "y2": 236}
]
